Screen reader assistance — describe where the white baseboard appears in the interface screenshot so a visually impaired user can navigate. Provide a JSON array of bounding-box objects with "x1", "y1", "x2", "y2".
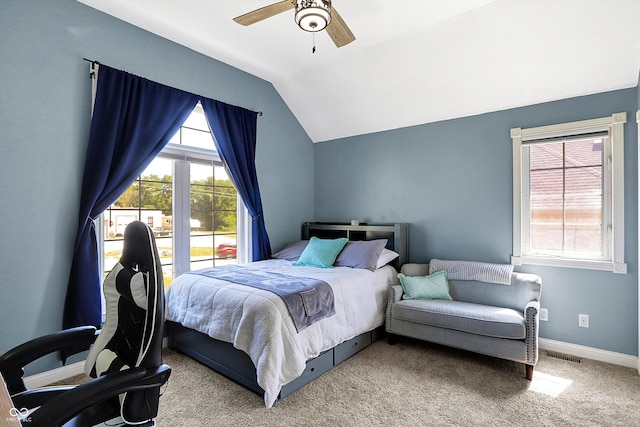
[
  {"x1": 539, "y1": 338, "x2": 639, "y2": 371},
  {"x1": 24, "y1": 361, "x2": 85, "y2": 389}
]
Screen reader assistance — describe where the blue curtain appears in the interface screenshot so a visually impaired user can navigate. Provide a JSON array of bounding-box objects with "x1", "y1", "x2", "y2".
[
  {"x1": 64, "y1": 65, "x2": 198, "y2": 330},
  {"x1": 64, "y1": 65, "x2": 270, "y2": 334},
  {"x1": 201, "y1": 99, "x2": 272, "y2": 261}
]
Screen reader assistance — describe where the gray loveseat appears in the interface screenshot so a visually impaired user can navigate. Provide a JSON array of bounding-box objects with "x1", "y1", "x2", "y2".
[{"x1": 386, "y1": 262, "x2": 542, "y2": 380}]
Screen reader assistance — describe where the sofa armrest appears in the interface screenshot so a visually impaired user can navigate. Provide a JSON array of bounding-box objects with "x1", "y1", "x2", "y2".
[
  {"x1": 400, "y1": 263, "x2": 429, "y2": 276},
  {"x1": 524, "y1": 300, "x2": 540, "y2": 365},
  {"x1": 389, "y1": 285, "x2": 403, "y2": 304},
  {"x1": 525, "y1": 300, "x2": 540, "y2": 314},
  {"x1": 385, "y1": 285, "x2": 404, "y2": 332}
]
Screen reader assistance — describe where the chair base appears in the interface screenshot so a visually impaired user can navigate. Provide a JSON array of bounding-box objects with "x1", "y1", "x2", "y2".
[
  {"x1": 59, "y1": 397, "x2": 155, "y2": 427},
  {"x1": 63, "y1": 416, "x2": 155, "y2": 427}
]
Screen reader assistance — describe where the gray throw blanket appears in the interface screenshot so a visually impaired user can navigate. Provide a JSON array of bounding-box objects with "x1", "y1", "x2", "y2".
[
  {"x1": 191, "y1": 265, "x2": 335, "y2": 332},
  {"x1": 429, "y1": 258, "x2": 514, "y2": 285}
]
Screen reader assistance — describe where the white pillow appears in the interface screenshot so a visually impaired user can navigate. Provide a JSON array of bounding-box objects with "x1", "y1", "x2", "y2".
[{"x1": 376, "y1": 248, "x2": 399, "y2": 269}]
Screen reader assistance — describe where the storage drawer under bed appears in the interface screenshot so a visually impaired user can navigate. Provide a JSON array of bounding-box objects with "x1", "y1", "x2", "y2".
[
  {"x1": 167, "y1": 322, "x2": 382, "y2": 403},
  {"x1": 334, "y1": 331, "x2": 373, "y2": 365},
  {"x1": 279, "y1": 349, "x2": 333, "y2": 399}
]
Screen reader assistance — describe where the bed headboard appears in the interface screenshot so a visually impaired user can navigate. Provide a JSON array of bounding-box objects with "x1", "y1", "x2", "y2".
[{"x1": 302, "y1": 222, "x2": 409, "y2": 268}]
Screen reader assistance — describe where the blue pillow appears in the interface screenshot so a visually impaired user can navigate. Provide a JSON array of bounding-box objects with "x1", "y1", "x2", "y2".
[
  {"x1": 293, "y1": 237, "x2": 348, "y2": 268},
  {"x1": 398, "y1": 270, "x2": 453, "y2": 301}
]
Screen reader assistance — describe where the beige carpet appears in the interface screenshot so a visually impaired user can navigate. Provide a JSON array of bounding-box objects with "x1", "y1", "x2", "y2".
[{"x1": 154, "y1": 338, "x2": 640, "y2": 426}]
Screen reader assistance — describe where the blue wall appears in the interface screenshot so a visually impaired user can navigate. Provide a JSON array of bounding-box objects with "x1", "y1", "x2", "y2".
[
  {"x1": 0, "y1": 0, "x2": 314, "y2": 373},
  {"x1": 1, "y1": 0, "x2": 637, "y2": 377},
  {"x1": 315, "y1": 89, "x2": 639, "y2": 356}
]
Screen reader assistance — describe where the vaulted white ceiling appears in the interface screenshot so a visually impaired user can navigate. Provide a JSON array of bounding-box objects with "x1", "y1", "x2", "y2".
[{"x1": 77, "y1": 0, "x2": 640, "y2": 142}]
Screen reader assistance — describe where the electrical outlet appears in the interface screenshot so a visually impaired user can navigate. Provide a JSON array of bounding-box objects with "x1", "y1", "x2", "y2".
[
  {"x1": 579, "y1": 313, "x2": 589, "y2": 328},
  {"x1": 539, "y1": 308, "x2": 548, "y2": 321}
]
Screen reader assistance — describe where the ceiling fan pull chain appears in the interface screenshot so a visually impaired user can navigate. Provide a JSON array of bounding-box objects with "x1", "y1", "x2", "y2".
[{"x1": 312, "y1": 32, "x2": 316, "y2": 53}]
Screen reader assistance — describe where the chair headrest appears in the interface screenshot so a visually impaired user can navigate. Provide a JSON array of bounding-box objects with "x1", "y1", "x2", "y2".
[{"x1": 120, "y1": 221, "x2": 162, "y2": 279}]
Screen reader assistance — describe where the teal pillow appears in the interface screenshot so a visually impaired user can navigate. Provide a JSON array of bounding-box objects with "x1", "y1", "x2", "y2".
[
  {"x1": 398, "y1": 270, "x2": 453, "y2": 301},
  {"x1": 293, "y1": 237, "x2": 349, "y2": 268}
]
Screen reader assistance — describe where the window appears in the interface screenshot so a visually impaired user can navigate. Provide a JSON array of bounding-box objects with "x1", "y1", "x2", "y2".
[
  {"x1": 511, "y1": 113, "x2": 627, "y2": 273},
  {"x1": 100, "y1": 103, "x2": 250, "y2": 289}
]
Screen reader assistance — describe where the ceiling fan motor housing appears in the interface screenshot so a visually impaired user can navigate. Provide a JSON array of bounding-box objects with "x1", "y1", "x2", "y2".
[{"x1": 294, "y1": 0, "x2": 332, "y2": 32}]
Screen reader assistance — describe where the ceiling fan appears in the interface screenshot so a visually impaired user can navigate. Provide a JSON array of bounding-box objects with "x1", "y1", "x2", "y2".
[{"x1": 233, "y1": 1, "x2": 356, "y2": 48}]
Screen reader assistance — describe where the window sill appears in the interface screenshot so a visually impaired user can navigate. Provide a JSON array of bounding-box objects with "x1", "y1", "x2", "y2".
[{"x1": 511, "y1": 255, "x2": 627, "y2": 274}]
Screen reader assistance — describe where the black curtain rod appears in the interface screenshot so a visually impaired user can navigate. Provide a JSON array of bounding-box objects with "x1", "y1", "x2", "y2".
[{"x1": 81, "y1": 57, "x2": 263, "y2": 116}]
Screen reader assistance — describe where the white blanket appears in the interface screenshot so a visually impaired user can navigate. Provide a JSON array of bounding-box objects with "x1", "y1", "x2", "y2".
[{"x1": 165, "y1": 259, "x2": 398, "y2": 407}]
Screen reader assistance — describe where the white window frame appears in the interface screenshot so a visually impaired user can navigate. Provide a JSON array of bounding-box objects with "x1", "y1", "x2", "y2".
[
  {"x1": 161, "y1": 142, "x2": 251, "y2": 277},
  {"x1": 98, "y1": 143, "x2": 251, "y2": 301},
  {"x1": 511, "y1": 112, "x2": 627, "y2": 273}
]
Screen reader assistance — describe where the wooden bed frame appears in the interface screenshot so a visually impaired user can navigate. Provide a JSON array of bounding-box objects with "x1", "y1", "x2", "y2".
[{"x1": 166, "y1": 222, "x2": 408, "y2": 404}]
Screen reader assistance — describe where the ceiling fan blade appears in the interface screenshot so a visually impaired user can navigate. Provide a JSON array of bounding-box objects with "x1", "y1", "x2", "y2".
[
  {"x1": 326, "y1": 7, "x2": 355, "y2": 47},
  {"x1": 233, "y1": 1, "x2": 294, "y2": 26}
]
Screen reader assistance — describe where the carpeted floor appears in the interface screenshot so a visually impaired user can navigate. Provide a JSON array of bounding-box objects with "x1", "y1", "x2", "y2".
[{"x1": 154, "y1": 338, "x2": 640, "y2": 426}]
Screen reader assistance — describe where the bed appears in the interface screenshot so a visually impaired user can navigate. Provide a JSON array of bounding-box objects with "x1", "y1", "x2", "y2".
[{"x1": 165, "y1": 222, "x2": 408, "y2": 407}]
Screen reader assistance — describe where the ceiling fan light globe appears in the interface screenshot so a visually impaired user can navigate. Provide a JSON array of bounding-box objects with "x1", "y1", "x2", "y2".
[{"x1": 295, "y1": 7, "x2": 331, "y2": 32}]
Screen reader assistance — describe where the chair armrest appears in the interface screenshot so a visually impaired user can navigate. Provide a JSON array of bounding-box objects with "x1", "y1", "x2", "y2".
[
  {"x1": 11, "y1": 386, "x2": 74, "y2": 410},
  {"x1": 26, "y1": 364, "x2": 171, "y2": 427},
  {"x1": 0, "y1": 326, "x2": 98, "y2": 394}
]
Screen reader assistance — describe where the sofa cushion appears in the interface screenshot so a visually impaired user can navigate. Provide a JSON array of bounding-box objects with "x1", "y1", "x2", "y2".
[{"x1": 390, "y1": 299, "x2": 526, "y2": 339}]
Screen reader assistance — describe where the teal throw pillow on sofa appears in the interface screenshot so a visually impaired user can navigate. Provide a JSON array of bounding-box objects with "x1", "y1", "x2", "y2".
[
  {"x1": 294, "y1": 236, "x2": 348, "y2": 268},
  {"x1": 398, "y1": 270, "x2": 453, "y2": 301}
]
